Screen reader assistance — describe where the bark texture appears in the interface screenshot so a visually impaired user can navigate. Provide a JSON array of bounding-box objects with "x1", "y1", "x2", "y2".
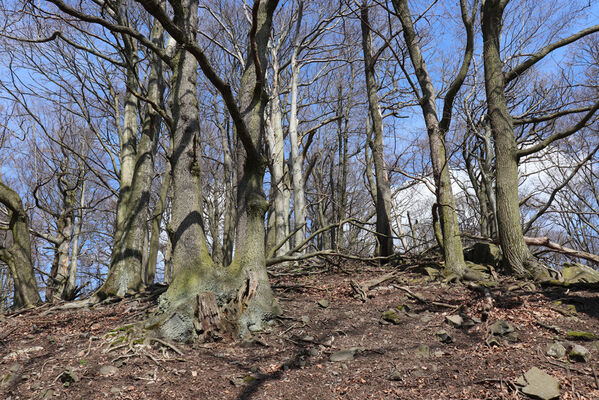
[
  {"x1": 0, "y1": 181, "x2": 41, "y2": 309},
  {"x1": 360, "y1": 2, "x2": 394, "y2": 258},
  {"x1": 481, "y1": 0, "x2": 549, "y2": 279}
]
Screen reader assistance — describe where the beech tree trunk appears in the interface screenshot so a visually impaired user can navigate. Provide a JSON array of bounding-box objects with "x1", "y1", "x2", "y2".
[
  {"x1": 140, "y1": 0, "x2": 281, "y2": 342},
  {"x1": 394, "y1": 0, "x2": 467, "y2": 276},
  {"x1": 481, "y1": 0, "x2": 548, "y2": 279},
  {"x1": 97, "y1": 15, "x2": 165, "y2": 298},
  {"x1": 0, "y1": 181, "x2": 41, "y2": 309},
  {"x1": 360, "y1": 2, "x2": 394, "y2": 258}
]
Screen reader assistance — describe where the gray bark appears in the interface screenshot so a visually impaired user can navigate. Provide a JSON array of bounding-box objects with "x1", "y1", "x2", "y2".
[
  {"x1": 0, "y1": 181, "x2": 41, "y2": 309},
  {"x1": 360, "y1": 2, "x2": 394, "y2": 258}
]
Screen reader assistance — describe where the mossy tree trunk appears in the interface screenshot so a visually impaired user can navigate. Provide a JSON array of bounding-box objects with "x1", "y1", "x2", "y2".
[
  {"x1": 481, "y1": 0, "x2": 548, "y2": 279},
  {"x1": 139, "y1": 0, "x2": 281, "y2": 342},
  {"x1": 0, "y1": 181, "x2": 41, "y2": 309}
]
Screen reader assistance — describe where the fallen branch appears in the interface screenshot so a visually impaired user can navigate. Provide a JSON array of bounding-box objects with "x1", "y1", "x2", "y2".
[
  {"x1": 393, "y1": 285, "x2": 460, "y2": 310},
  {"x1": 350, "y1": 271, "x2": 398, "y2": 301},
  {"x1": 524, "y1": 236, "x2": 599, "y2": 264}
]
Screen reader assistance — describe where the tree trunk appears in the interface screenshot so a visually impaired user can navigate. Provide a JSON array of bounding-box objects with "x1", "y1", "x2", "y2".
[
  {"x1": 144, "y1": 0, "x2": 280, "y2": 342},
  {"x1": 481, "y1": 0, "x2": 548, "y2": 279},
  {"x1": 63, "y1": 180, "x2": 85, "y2": 300},
  {"x1": 0, "y1": 181, "x2": 41, "y2": 309},
  {"x1": 265, "y1": 65, "x2": 290, "y2": 256},
  {"x1": 97, "y1": 16, "x2": 165, "y2": 298},
  {"x1": 288, "y1": 1, "x2": 306, "y2": 253},
  {"x1": 360, "y1": 2, "x2": 394, "y2": 258},
  {"x1": 394, "y1": 0, "x2": 466, "y2": 276}
]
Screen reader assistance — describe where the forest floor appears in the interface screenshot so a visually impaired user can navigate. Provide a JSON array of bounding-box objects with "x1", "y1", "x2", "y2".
[{"x1": 2, "y1": 261, "x2": 599, "y2": 399}]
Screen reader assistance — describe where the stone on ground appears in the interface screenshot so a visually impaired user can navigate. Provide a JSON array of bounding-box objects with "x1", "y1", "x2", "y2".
[{"x1": 519, "y1": 367, "x2": 560, "y2": 400}]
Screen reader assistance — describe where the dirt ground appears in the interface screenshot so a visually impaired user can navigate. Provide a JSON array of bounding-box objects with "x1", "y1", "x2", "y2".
[{"x1": 2, "y1": 263, "x2": 599, "y2": 399}]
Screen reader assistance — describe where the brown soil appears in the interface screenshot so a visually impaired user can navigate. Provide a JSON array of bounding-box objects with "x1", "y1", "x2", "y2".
[{"x1": 2, "y1": 264, "x2": 599, "y2": 399}]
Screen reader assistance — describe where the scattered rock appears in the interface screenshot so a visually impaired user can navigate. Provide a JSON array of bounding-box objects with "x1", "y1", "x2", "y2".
[
  {"x1": 230, "y1": 375, "x2": 256, "y2": 387},
  {"x1": 415, "y1": 344, "x2": 430, "y2": 358},
  {"x1": 420, "y1": 312, "x2": 433, "y2": 323},
  {"x1": 464, "y1": 242, "x2": 501, "y2": 267},
  {"x1": 317, "y1": 299, "x2": 329, "y2": 308},
  {"x1": 518, "y1": 367, "x2": 560, "y2": 400},
  {"x1": 435, "y1": 330, "x2": 453, "y2": 344},
  {"x1": 562, "y1": 263, "x2": 599, "y2": 284},
  {"x1": 489, "y1": 320, "x2": 514, "y2": 336},
  {"x1": 566, "y1": 330, "x2": 597, "y2": 341},
  {"x1": 382, "y1": 309, "x2": 401, "y2": 325},
  {"x1": 389, "y1": 369, "x2": 403, "y2": 381},
  {"x1": 58, "y1": 369, "x2": 79, "y2": 387},
  {"x1": 569, "y1": 344, "x2": 591, "y2": 362},
  {"x1": 2, "y1": 363, "x2": 22, "y2": 387},
  {"x1": 445, "y1": 315, "x2": 463, "y2": 328},
  {"x1": 488, "y1": 320, "x2": 518, "y2": 342},
  {"x1": 99, "y1": 365, "x2": 119, "y2": 376},
  {"x1": 546, "y1": 342, "x2": 566, "y2": 359},
  {"x1": 330, "y1": 349, "x2": 355, "y2": 362}
]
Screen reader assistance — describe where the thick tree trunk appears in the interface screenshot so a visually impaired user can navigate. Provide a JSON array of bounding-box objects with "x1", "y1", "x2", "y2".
[
  {"x1": 394, "y1": 0, "x2": 466, "y2": 276},
  {"x1": 98, "y1": 17, "x2": 165, "y2": 298},
  {"x1": 481, "y1": 0, "x2": 548, "y2": 279},
  {"x1": 144, "y1": 0, "x2": 280, "y2": 342},
  {"x1": 0, "y1": 181, "x2": 41, "y2": 309},
  {"x1": 360, "y1": 2, "x2": 394, "y2": 258}
]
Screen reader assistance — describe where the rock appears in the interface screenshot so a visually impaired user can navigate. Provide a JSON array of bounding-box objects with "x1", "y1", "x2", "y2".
[
  {"x1": 2, "y1": 363, "x2": 22, "y2": 387},
  {"x1": 435, "y1": 330, "x2": 453, "y2": 344},
  {"x1": 415, "y1": 344, "x2": 430, "y2": 358},
  {"x1": 445, "y1": 315, "x2": 463, "y2": 328},
  {"x1": 486, "y1": 337, "x2": 500, "y2": 347},
  {"x1": 389, "y1": 369, "x2": 403, "y2": 381},
  {"x1": 330, "y1": 349, "x2": 355, "y2": 362},
  {"x1": 301, "y1": 315, "x2": 311, "y2": 324},
  {"x1": 489, "y1": 320, "x2": 514, "y2": 336},
  {"x1": 41, "y1": 389, "x2": 54, "y2": 399},
  {"x1": 58, "y1": 369, "x2": 78, "y2": 387},
  {"x1": 317, "y1": 299, "x2": 329, "y2": 308},
  {"x1": 562, "y1": 263, "x2": 599, "y2": 284},
  {"x1": 519, "y1": 367, "x2": 560, "y2": 400},
  {"x1": 99, "y1": 365, "x2": 119, "y2": 376},
  {"x1": 566, "y1": 330, "x2": 597, "y2": 341},
  {"x1": 546, "y1": 342, "x2": 566, "y2": 359},
  {"x1": 308, "y1": 348, "x2": 319, "y2": 357},
  {"x1": 464, "y1": 242, "x2": 501, "y2": 267},
  {"x1": 569, "y1": 344, "x2": 591, "y2": 362},
  {"x1": 432, "y1": 350, "x2": 445, "y2": 357},
  {"x1": 382, "y1": 309, "x2": 401, "y2": 325},
  {"x1": 110, "y1": 387, "x2": 121, "y2": 394},
  {"x1": 230, "y1": 375, "x2": 256, "y2": 387},
  {"x1": 420, "y1": 313, "x2": 433, "y2": 323},
  {"x1": 301, "y1": 336, "x2": 315, "y2": 342}
]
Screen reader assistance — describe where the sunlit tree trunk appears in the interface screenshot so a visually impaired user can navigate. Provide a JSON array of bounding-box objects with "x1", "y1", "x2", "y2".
[
  {"x1": 0, "y1": 181, "x2": 41, "y2": 309},
  {"x1": 360, "y1": 2, "x2": 394, "y2": 258}
]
